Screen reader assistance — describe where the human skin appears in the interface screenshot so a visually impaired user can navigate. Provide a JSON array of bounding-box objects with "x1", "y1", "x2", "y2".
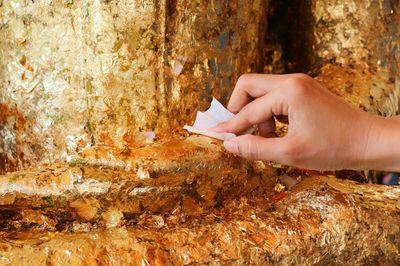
[{"x1": 211, "y1": 74, "x2": 400, "y2": 171}]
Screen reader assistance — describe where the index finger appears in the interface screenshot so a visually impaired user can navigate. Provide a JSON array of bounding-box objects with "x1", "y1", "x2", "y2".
[
  {"x1": 228, "y1": 74, "x2": 290, "y2": 113},
  {"x1": 215, "y1": 90, "x2": 288, "y2": 134}
]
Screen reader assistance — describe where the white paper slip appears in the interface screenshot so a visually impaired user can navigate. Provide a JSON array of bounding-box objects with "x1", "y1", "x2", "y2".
[
  {"x1": 182, "y1": 125, "x2": 236, "y2": 141},
  {"x1": 183, "y1": 97, "x2": 253, "y2": 141}
]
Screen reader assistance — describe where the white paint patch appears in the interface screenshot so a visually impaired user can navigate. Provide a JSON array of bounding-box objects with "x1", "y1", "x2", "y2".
[
  {"x1": 10, "y1": 18, "x2": 28, "y2": 43},
  {"x1": 2, "y1": 125, "x2": 16, "y2": 148},
  {"x1": 93, "y1": 0, "x2": 102, "y2": 37},
  {"x1": 172, "y1": 55, "x2": 187, "y2": 76},
  {"x1": 64, "y1": 250, "x2": 72, "y2": 258}
]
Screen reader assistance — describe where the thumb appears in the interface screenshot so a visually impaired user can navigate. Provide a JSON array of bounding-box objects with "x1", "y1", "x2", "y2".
[{"x1": 223, "y1": 134, "x2": 287, "y2": 162}]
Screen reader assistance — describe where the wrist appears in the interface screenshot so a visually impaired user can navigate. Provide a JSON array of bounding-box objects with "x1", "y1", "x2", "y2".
[{"x1": 356, "y1": 115, "x2": 400, "y2": 171}]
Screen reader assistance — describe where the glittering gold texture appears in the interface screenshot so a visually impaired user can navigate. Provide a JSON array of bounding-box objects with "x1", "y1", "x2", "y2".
[
  {"x1": 0, "y1": 0, "x2": 266, "y2": 173},
  {"x1": 311, "y1": 0, "x2": 400, "y2": 116},
  {"x1": 0, "y1": 139, "x2": 399, "y2": 264},
  {"x1": 1, "y1": 1, "x2": 400, "y2": 264}
]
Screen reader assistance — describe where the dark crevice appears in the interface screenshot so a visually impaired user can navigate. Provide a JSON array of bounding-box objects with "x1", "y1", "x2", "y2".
[{"x1": 264, "y1": 0, "x2": 318, "y2": 75}]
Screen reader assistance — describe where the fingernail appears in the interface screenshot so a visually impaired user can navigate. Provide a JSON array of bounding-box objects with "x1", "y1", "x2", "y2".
[
  {"x1": 223, "y1": 140, "x2": 239, "y2": 154},
  {"x1": 209, "y1": 126, "x2": 221, "y2": 132},
  {"x1": 209, "y1": 122, "x2": 226, "y2": 132}
]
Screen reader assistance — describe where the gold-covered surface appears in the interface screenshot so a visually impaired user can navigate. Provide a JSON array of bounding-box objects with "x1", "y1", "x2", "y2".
[
  {"x1": 1, "y1": 1, "x2": 400, "y2": 264},
  {"x1": 0, "y1": 138, "x2": 399, "y2": 264},
  {"x1": 0, "y1": 0, "x2": 266, "y2": 173},
  {"x1": 310, "y1": 0, "x2": 400, "y2": 116},
  {"x1": 316, "y1": 64, "x2": 399, "y2": 116},
  {"x1": 0, "y1": 136, "x2": 275, "y2": 232},
  {"x1": 0, "y1": 172, "x2": 399, "y2": 265},
  {"x1": 263, "y1": 0, "x2": 399, "y2": 116},
  {"x1": 311, "y1": 0, "x2": 399, "y2": 73}
]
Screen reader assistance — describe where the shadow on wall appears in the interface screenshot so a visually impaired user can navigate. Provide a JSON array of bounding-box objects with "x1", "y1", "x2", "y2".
[{"x1": 264, "y1": 0, "x2": 317, "y2": 75}]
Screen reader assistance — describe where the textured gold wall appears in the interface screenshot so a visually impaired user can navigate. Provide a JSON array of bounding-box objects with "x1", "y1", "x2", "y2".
[
  {"x1": 1, "y1": 0, "x2": 399, "y2": 174},
  {"x1": 264, "y1": 0, "x2": 399, "y2": 116},
  {"x1": 311, "y1": 0, "x2": 399, "y2": 72},
  {"x1": 0, "y1": 0, "x2": 266, "y2": 173},
  {"x1": 311, "y1": 0, "x2": 400, "y2": 116}
]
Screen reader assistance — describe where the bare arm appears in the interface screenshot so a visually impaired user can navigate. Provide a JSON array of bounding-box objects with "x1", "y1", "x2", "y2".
[
  {"x1": 212, "y1": 73, "x2": 400, "y2": 171},
  {"x1": 362, "y1": 116, "x2": 400, "y2": 171}
]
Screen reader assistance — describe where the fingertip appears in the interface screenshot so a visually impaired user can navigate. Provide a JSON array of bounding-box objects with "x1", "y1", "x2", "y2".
[
  {"x1": 223, "y1": 140, "x2": 239, "y2": 154},
  {"x1": 208, "y1": 126, "x2": 222, "y2": 132},
  {"x1": 227, "y1": 92, "x2": 251, "y2": 114},
  {"x1": 226, "y1": 104, "x2": 241, "y2": 115},
  {"x1": 209, "y1": 122, "x2": 227, "y2": 132}
]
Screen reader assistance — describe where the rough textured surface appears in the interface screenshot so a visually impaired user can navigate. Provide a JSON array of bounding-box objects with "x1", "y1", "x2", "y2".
[
  {"x1": 316, "y1": 64, "x2": 399, "y2": 116},
  {"x1": 1, "y1": 1, "x2": 400, "y2": 264},
  {"x1": 263, "y1": 0, "x2": 400, "y2": 116},
  {"x1": 0, "y1": 0, "x2": 266, "y2": 173},
  {"x1": 310, "y1": 0, "x2": 400, "y2": 116},
  {"x1": 0, "y1": 138, "x2": 399, "y2": 265},
  {"x1": 311, "y1": 0, "x2": 399, "y2": 74},
  {"x1": 0, "y1": 166, "x2": 399, "y2": 265},
  {"x1": 0, "y1": 136, "x2": 274, "y2": 232}
]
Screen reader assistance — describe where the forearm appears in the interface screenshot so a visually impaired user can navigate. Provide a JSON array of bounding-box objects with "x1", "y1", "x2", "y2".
[{"x1": 361, "y1": 115, "x2": 400, "y2": 171}]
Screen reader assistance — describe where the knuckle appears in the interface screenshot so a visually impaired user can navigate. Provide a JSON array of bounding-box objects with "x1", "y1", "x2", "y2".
[
  {"x1": 238, "y1": 136, "x2": 259, "y2": 160},
  {"x1": 237, "y1": 73, "x2": 253, "y2": 86},
  {"x1": 240, "y1": 104, "x2": 250, "y2": 114},
  {"x1": 285, "y1": 76, "x2": 305, "y2": 89},
  {"x1": 292, "y1": 73, "x2": 311, "y2": 81},
  {"x1": 285, "y1": 74, "x2": 311, "y2": 97}
]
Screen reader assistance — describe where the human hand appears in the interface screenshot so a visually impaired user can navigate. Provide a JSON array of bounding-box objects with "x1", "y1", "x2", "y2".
[{"x1": 212, "y1": 73, "x2": 400, "y2": 171}]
